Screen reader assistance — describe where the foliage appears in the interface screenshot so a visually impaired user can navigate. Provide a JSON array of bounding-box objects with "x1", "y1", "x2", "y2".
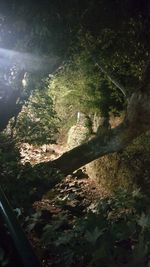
[
  {"x1": 83, "y1": 18, "x2": 150, "y2": 93},
  {"x1": 47, "y1": 12, "x2": 150, "y2": 132},
  {"x1": 14, "y1": 82, "x2": 59, "y2": 145},
  {"x1": 26, "y1": 188, "x2": 150, "y2": 267},
  {"x1": 48, "y1": 44, "x2": 125, "y2": 130},
  {"x1": 1, "y1": 0, "x2": 150, "y2": 139}
]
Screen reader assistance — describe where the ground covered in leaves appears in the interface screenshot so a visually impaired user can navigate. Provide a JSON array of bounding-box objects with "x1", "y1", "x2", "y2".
[
  {"x1": 0, "y1": 141, "x2": 150, "y2": 267},
  {"x1": 18, "y1": 143, "x2": 109, "y2": 266},
  {"x1": 20, "y1": 143, "x2": 150, "y2": 267},
  {"x1": 30, "y1": 171, "x2": 107, "y2": 267}
]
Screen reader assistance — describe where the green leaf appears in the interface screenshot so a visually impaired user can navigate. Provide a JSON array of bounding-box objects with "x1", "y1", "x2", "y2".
[{"x1": 85, "y1": 227, "x2": 105, "y2": 245}]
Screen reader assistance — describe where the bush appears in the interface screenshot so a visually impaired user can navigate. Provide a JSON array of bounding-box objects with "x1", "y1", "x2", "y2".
[{"x1": 14, "y1": 85, "x2": 59, "y2": 145}]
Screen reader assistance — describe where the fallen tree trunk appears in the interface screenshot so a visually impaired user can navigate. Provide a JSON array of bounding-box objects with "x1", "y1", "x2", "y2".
[
  {"x1": 50, "y1": 126, "x2": 137, "y2": 175},
  {"x1": 41, "y1": 62, "x2": 150, "y2": 175},
  {"x1": 50, "y1": 118, "x2": 148, "y2": 175}
]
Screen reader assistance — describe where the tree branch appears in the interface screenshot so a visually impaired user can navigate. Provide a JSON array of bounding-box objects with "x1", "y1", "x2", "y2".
[{"x1": 95, "y1": 62, "x2": 127, "y2": 98}]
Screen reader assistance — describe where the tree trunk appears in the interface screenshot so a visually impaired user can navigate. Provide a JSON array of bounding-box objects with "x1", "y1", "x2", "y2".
[
  {"x1": 42, "y1": 81, "x2": 150, "y2": 175},
  {"x1": 50, "y1": 123, "x2": 143, "y2": 175}
]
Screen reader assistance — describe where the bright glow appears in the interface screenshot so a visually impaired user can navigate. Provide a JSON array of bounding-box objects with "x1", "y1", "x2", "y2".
[
  {"x1": 0, "y1": 48, "x2": 59, "y2": 72},
  {"x1": 22, "y1": 72, "x2": 28, "y2": 87}
]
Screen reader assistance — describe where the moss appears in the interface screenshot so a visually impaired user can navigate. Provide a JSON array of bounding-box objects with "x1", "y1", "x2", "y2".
[{"x1": 86, "y1": 132, "x2": 150, "y2": 195}]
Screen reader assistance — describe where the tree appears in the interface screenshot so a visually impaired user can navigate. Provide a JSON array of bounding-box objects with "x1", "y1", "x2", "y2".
[{"x1": 0, "y1": 0, "x2": 150, "y2": 178}]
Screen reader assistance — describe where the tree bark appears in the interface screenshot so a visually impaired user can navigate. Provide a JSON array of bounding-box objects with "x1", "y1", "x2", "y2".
[{"x1": 49, "y1": 119, "x2": 146, "y2": 175}]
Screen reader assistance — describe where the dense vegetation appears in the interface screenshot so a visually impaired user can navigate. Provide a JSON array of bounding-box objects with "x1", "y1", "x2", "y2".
[{"x1": 0, "y1": 0, "x2": 150, "y2": 266}]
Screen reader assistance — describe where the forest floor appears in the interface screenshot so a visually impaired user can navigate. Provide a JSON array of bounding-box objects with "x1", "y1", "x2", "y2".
[
  {"x1": 20, "y1": 143, "x2": 108, "y2": 266},
  {"x1": 1, "y1": 142, "x2": 149, "y2": 267}
]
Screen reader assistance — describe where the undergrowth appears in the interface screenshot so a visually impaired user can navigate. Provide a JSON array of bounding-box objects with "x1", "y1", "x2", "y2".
[{"x1": 27, "y1": 189, "x2": 150, "y2": 267}]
